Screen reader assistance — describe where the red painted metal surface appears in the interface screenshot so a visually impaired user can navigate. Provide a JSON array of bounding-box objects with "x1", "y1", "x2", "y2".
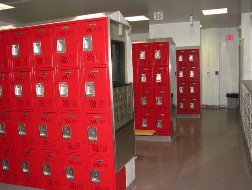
[
  {"x1": 138, "y1": 67, "x2": 154, "y2": 90},
  {"x1": 155, "y1": 113, "x2": 171, "y2": 136},
  {"x1": 0, "y1": 72, "x2": 12, "y2": 109},
  {"x1": 154, "y1": 67, "x2": 169, "y2": 90},
  {"x1": 153, "y1": 42, "x2": 169, "y2": 67},
  {"x1": 132, "y1": 44, "x2": 139, "y2": 67},
  {"x1": 155, "y1": 90, "x2": 170, "y2": 113},
  {"x1": 139, "y1": 90, "x2": 155, "y2": 113},
  {"x1": 0, "y1": 31, "x2": 10, "y2": 71},
  {"x1": 0, "y1": 111, "x2": 16, "y2": 147},
  {"x1": 138, "y1": 43, "x2": 153, "y2": 68}
]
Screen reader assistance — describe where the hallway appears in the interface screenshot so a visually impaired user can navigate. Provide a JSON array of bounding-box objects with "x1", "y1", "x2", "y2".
[{"x1": 133, "y1": 108, "x2": 252, "y2": 190}]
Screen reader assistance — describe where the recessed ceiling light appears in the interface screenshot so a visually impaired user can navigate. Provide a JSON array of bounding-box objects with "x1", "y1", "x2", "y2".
[
  {"x1": 125, "y1": 16, "x2": 149, "y2": 22},
  {"x1": 200, "y1": 25, "x2": 202, "y2": 27},
  {"x1": 202, "y1": 8, "x2": 227, "y2": 15},
  {"x1": 0, "y1": 3, "x2": 14, "y2": 11}
]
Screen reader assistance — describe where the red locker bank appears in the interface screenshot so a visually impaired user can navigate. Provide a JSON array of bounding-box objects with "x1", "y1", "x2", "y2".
[
  {"x1": 0, "y1": 12, "x2": 135, "y2": 190},
  {"x1": 132, "y1": 39, "x2": 176, "y2": 139}
]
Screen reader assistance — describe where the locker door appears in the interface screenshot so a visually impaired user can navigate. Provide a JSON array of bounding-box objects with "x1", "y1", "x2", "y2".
[
  {"x1": 36, "y1": 112, "x2": 60, "y2": 151},
  {"x1": 0, "y1": 148, "x2": 19, "y2": 185},
  {"x1": 15, "y1": 111, "x2": 37, "y2": 148},
  {"x1": 0, "y1": 72, "x2": 12, "y2": 109},
  {"x1": 55, "y1": 22, "x2": 79, "y2": 68},
  {"x1": 59, "y1": 113, "x2": 85, "y2": 154},
  {"x1": 18, "y1": 148, "x2": 41, "y2": 188},
  {"x1": 153, "y1": 42, "x2": 169, "y2": 67},
  {"x1": 138, "y1": 67, "x2": 154, "y2": 90},
  {"x1": 0, "y1": 32, "x2": 10, "y2": 71},
  {"x1": 138, "y1": 43, "x2": 153, "y2": 68},
  {"x1": 80, "y1": 18, "x2": 108, "y2": 67},
  {"x1": 83, "y1": 68, "x2": 111, "y2": 113},
  {"x1": 34, "y1": 70, "x2": 56, "y2": 111},
  {"x1": 139, "y1": 90, "x2": 155, "y2": 113},
  {"x1": 155, "y1": 90, "x2": 170, "y2": 113},
  {"x1": 133, "y1": 67, "x2": 138, "y2": 90},
  {"x1": 0, "y1": 111, "x2": 16, "y2": 147},
  {"x1": 177, "y1": 66, "x2": 188, "y2": 82},
  {"x1": 132, "y1": 44, "x2": 139, "y2": 67},
  {"x1": 154, "y1": 67, "x2": 169, "y2": 90},
  {"x1": 62, "y1": 154, "x2": 87, "y2": 190},
  {"x1": 188, "y1": 99, "x2": 200, "y2": 114},
  {"x1": 189, "y1": 67, "x2": 200, "y2": 82},
  {"x1": 30, "y1": 25, "x2": 54, "y2": 69},
  {"x1": 177, "y1": 98, "x2": 188, "y2": 114},
  {"x1": 176, "y1": 50, "x2": 187, "y2": 67},
  {"x1": 86, "y1": 114, "x2": 113, "y2": 156},
  {"x1": 133, "y1": 92, "x2": 140, "y2": 114},
  {"x1": 156, "y1": 113, "x2": 171, "y2": 136},
  {"x1": 177, "y1": 82, "x2": 187, "y2": 99},
  {"x1": 57, "y1": 69, "x2": 81, "y2": 111},
  {"x1": 140, "y1": 113, "x2": 155, "y2": 130},
  {"x1": 189, "y1": 82, "x2": 200, "y2": 98},
  {"x1": 13, "y1": 71, "x2": 33, "y2": 110},
  {"x1": 9, "y1": 29, "x2": 31, "y2": 71},
  {"x1": 186, "y1": 49, "x2": 199, "y2": 67}
]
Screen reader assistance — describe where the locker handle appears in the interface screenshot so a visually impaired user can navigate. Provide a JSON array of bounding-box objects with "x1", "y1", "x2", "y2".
[
  {"x1": 43, "y1": 164, "x2": 51, "y2": 176},
  {"x1": 22, "y1": 161, "x2": 30, "y2": 174},
  {"x1": 12, "y1": 44, "x2": 19, "y2": 57},
  {"x1": 90, "y1": 169, "x2": 100, "y2": 183},
  {"x1": 36, "y1": 83, "x2": 45, "y2": 97},
  {"x1": 0, "y1": 84, "x2": 2, "y2": 97},
  {"x1": 57, "y1": 38, "x2": 66, "y2": 53},
  {"x1": 59, "y1": 82, "x2": 68, "y2": 97},
  {"x1": 83, "y1": 35, "x2": 93, "y2": 51},
  {"x1": 88, "y1": 127, "x2": 98, "y2": 142},
  {"x1": 33, "y1": 41, "x2": 42, "y2": 56},
  {"x1": 14, "y1": 84, "x2": 22, "y2": 97},
  {"x1": 66, "y1": 166, "x2": 74, "y2": 180},
  {"x1": 2, "y1": 159, "x2": 9, "y2": 171},
  {"x1": 62, "y1": 125, "x2": 71, "y2": 140},
  {"x1": 85, "y1": 82, "x2": 95, "y2": 97},
  {"x1": 0, "y1": 122, "x2": 6, "y2": 135}
]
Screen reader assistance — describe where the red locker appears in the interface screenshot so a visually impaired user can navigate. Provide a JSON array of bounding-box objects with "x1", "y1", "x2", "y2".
[
  {"x1": 188, "y1": 99, "x2": 200, "y2": 114},
  {"x1": 189, "y1": 82, "x2": 200, "y2": 98},
  {"x1": 156, "y1": 113, "x2": 171, "y2": 136},
  {"x1": 13, "y1": 71, "x2": 33, "y2": 110},
  {"x1": 9, "y1": 28, "x2": 31, "y2": 71},
  {"x1": 80, "y1": 18, "x2": 108, "y2": 67},
  {"x1": 62, "y1": 154, "x2": 87, "y2": 190},
  {"x1": 176, "y1": 50, "x2": 187, "y2": 67},
  {"x1": 34, "y1": 70, "x2": 56, "y2": 111},
  {"x1": 83, "y1": 68, "x2": 111, "y2": 113},
  {"x1": 0, "y1": 72, "x2": 12, "y2": 109},
  {"x1": 55, "y1": 22, "x2": 79, "y2": 68},
  {"x1": 154, "y1": 67, "x2": 169, "y2": 90},
  {"x1": 155, "y1": 91, "x2": 170, "y2": 113},
  {"x1": 18, "y1": 148, "x2": 41, "y2": 188},
  {"x1": 133, "y1": 67, "x2": 138, "y2": 90},
  {"x1": 30, "y1": 25, "x2": 54, "y2": 69},
  {"x1": 139, "y1": 113, "x2": 155, "y2": 130},
  {"x1": 138, "y1": 43, "x2": 153, "y2": 68},
  {"x1": 177, "y1": 82, "x2": 187, "y2": 99},
  {"x1": 86, "y1": 114, "x2": 113, "y2": 155},
  {"x1": 0, "y1": 31, "x2": 10, "y2": 71},
  {"x1": 38, "y1": 151, "x2": 63, "y2": 190},
  {"x1": 0, "y1": 111, "x2": 16, "y2": 147},
  {"x1": 59, "y1": 113, "x2": 85, "y2": 154},
  {"x1": 0, "y1": 148, "x2": 19, "y2": 185},
  {"x1": 177, "y1": 66, "x2": 188, "y2": 82},
  {"x1": 177, "y1": 98, "x2": 188, "y2": 114},
  {"x1": 15, "y1": 111, "x2": 37, "y2": 148},
  {"x1": 188, "y1": 67, "x2": 200, "y2": 82},
  {"x1": 186, "y1": 49, "x2": 199, "y2": 67},
  {"x1": 115, "y1": 167, "x2": 126, "y2": 190},
  {"x1": 132, "y1": 44, "x2": 139, "y2": 67},
  {"x1": 139, "y1": 90, "x2": 155, "y2": 112},
  {"x1": 153, "y1": 42, "x2": 169, "y2": 67},
  {"x1": 134, "y1": 113, "x2": 141, "y2": 130},
  {"x1": 138, "y1": 67, "x2": 154, "y2": 90},
  {"x1": 57, "y1": 69, "x2": 81, "y2": 111},
  {"x1": 36, "y1": 112, "x2": 60, "y2": 151},
  {"x1": 88, "y1": 156, "x2": 115, "y2": 190},
  {"x1": 133, "y1": 92, "x2": 140, "y2": 114}
]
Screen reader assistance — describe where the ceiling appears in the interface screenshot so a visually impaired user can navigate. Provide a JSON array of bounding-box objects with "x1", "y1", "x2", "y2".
[{"x1": 0, "y1": 0, "x2": 251, "y2": 33}]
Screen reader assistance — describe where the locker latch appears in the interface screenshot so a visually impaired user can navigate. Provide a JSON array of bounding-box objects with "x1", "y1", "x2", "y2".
[
  {"x1": 157, "y1": 120, "x2": 163, "y2": 128},
  {"x1": 59, "y1": 82, "x2": 68, "y2": 97},
  {"x1": 36, "y1": 83, "x2": 44, "y2": 97},
  {"x1": 189, "y1": 55, "x2": 194, "y2": 61},
  {"x1": 57, "y1": 38, "x2": 66, "y2": 53},
  {"x1": 179, "y1": 71, "x2": 183, "y2": 78},
  {"x1": 11, "y1": 44, "x2": 19, "y2": 57},
  {"x1": 190, "y1": 71, "x2": 194, "y2": 77},
  {"x1": 66, "y1": 166, "x2": 75, "y2": 180},
  {"x1": 83, "y1": 35, "x2": 93, "y2": 51},
  {"x1": 140, "y1": 51, "x2": 145, "y2": 59},
  {"x1": 178, "y1": 55, "x2": 183, "y2": 62},
  {"x1": 90, "y1": 169, "x2": 101, "y2": 183},
  {"x1": 2, "y1": 159, "x2": 9, "y2": 171},
  {"x1": 156, "y1": 74, "x2": 161, "y2": 82},
  {"x1": 156, "y1": 97, "x2": 162, "y2": 105},
  {"x1": 39, "y1": 124, "x2": 48, "y2": 138},
  {"x1": 85, "y1": 82, "x2": 95, "y2": 97},
  {"x1": 88, "y1": 127, "x2": 98, "y2": 142},
  {"x1": 180, "y1": 103, "x2": 184, "y2": 109},
  {"x1": 141, "y1": 74, "x2": 146, "y2": 82},
  {"x1": 18, "y1": 123, "x2": 26, "y2": 136},
  {"x1": 141, "y1": 97, "x2": 147, "y2": 105},
  {"x1": 22, "y1": 161, "x2": 30, "y2": 174},
  {"x1": 0, "y1": 122, "x2": 6, "y2": 135},
  {"x1": 33, "y1": 41, "x2": 42, "y2": 55},
  {"x1": 190, "y1": 87, "x2": 194, "y2": 93},
  {"x1": 62, "y1": 125, "x2": 71, "y2": 140},
  {"x1": 0, "y1": 84, "x2": 2, "y2": 97},
  {"x1": 142, "y1": 119, "x2": 147, "y2": 128},
  {"x1": 43, "y1": 164, "x2": 51, "y2": 176},
  {"x1": 179, "y1": 87, "x2": 184, "y2": 93},
  {"x1": 14, "y1": 84, "x2": 22, "y2": 97},
  {"x1": 190, "y1": 103, "x2": 195, "y2": 109},
  {"x1": 155, "y1": 50, "x2": 161, "y2": 59}
]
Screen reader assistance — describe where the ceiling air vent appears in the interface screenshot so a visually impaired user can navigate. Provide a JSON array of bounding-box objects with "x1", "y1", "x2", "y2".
[{"x1": 154, "y1": 11, "x2": 163, "y2": 20}]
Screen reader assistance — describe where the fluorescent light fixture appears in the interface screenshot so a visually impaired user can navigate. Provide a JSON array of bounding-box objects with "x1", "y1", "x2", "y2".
[
  {"x1": 202, "y1": 8, "x2": 227, "y2": 15},
  {"x1": 200, "y1": 25, "x2": 202, "y2": 27},
  {"x1": 0, "y1": 3, "x2": 14, "y2": 11},
  {"x1": 125, "y1": 16, "x2": 149, "y2": 22}
]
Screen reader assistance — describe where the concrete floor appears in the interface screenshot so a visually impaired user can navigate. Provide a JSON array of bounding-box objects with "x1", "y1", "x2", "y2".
[
  {"x1": 132, "y1": 108, "x2": 252, "y2": 190},
  {"x1": 1, "y1": 108, "x2": 252, "y2": 190}
]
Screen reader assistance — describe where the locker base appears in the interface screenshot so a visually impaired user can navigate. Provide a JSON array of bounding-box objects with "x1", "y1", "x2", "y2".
[
  {"x1": 176, "y1": 114, "x2": 200, "y2": 118},
  {"x1": 135, "y1": 134, "x2": 177, "y2": 142}
]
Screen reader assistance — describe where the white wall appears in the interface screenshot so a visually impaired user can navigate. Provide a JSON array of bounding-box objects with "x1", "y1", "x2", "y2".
[
  {"x1": 149, "y1": 21, "x2": 201, "y2": 47},
  {"x1": 131, "y1": 33, "x2": 149, "y2": 42}
]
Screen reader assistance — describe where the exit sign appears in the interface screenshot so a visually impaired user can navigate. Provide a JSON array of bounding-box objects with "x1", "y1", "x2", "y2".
[{"x1": 226, "y1": 34, "x2": 234, "y2": 41}]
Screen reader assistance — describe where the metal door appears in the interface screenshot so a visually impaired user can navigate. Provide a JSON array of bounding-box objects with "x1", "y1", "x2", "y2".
[
  {"x1": 80, "y1": 18, "x2": 108, "y2": 67},
  {"x1": 138, "y1": 43, "x2": 153, "y2": 68},
  {"x1": 36, "y1": 112, "x2": 60, "y2": 151},
  {"x1": 177, "y1": 98, "x2": 188, "y2": 114},
  {"x1": 83, "y1": 68, "x2": 110, "y2": 112},
  {"x1": 177, "y1": 82, "x2": 188, "y2": 99},
  {"x1": 177, "y1": 66, "x2": 188, "y2": 82},
  {"x1": 86, "y1": 114, "x2": 113, "y2": 155},
  {"x1": 189, "y1": 82, "x2": 200, "y2": 98},
  {"x1": 9, "y1": 29, "x2": 31, "y2": 71},
  {"x1": 0, "y1": 111, "x2": 16, "y2": 147},
  {"x1": 139, "y1": 90, "x2": 155, "y2": 113},
  {"x1": 133, "y1": 67, "x2": 138, "y2": 90},
  {"x1": 140, "y1": 113, "x2": 155, "y2": 130},
  {"x1": 55, "y1": 22, "x2": 79, "y2": 68},
  {"x1": 132, "y1": 44, "x2": 139, "y2": 67},
  {"x1": 176, "y1": 50, "x2": 187, "y2": 67},
  {"x1": 59, "y1": 113, "x2": 85, "y2": 154},
  {"x1": 186, "y1": 49, "x2": 199, "y2": 67},
  {"x1": 30, "y1": 25, "x2": 54, "y2": 69},
  {"x1": 57, "y1": 69, "x2": 81, "y2": 111},
  {"x1": 155, "y1": 90, "x2": 170, "y2": 113},
  {"x1": 34, "y1": 70, "x2": 56, "y2": 111},
  {"x1": 156, "y1": 113, "x2": 171, "y2": 136},
  {"x1": 138, "y1": 67, "x2": 154, "y2": 90},
  {"x1": 154, "y1": 67, "x2": 169, "y2": 90},
  {"x1": 0, "y1": 72, "x2": 12, "y2": 109},
  {"x1": 188, "y1": 99, "x2": 200, "y2": 114},
  {"x1": 153, "y1": 42, "x2": 169, "y2": 67},
  {"x1": 189, "y1": 67, "x2": 200, "y2": 82},
  {"x1": 0, "y1": 32, "x2": 10, "y2": 71},
  {"x1": 13, "y1": 71, "x2": 33, "y2": 110}
]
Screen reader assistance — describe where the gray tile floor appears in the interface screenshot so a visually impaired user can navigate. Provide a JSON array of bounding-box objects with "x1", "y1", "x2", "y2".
[{"x1": 1, "y1": 108, "x2": 252, "y2": 190}]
